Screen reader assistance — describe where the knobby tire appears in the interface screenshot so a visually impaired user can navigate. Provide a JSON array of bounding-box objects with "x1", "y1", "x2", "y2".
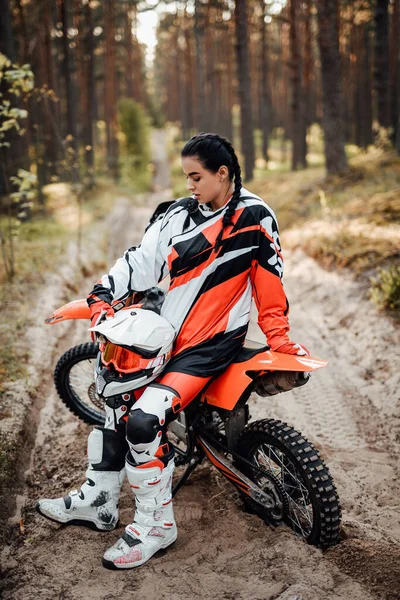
[
  {"x1": 54, "y1": 342, "x2": 105, "y2": 426},
  {"x1": 235, "y1": 418, "x2": 341, "y2": 548}
]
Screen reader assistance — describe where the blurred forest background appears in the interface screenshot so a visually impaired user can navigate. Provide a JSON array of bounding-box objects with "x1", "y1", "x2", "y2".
[{"x1": 0, "y1": 0, "x2": 399, "y2": 303}]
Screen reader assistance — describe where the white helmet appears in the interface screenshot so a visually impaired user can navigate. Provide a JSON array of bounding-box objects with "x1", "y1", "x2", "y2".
[{"x1": 90, "y1": 308, "x2": 175, "y2": 397}]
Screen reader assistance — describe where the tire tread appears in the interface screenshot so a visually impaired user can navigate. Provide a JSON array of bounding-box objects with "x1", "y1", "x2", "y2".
[{"x1": 236, "y1": 418, "x2": 341, "y2": 548}]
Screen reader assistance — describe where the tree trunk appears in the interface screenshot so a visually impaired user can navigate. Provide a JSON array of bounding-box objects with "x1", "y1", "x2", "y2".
[
  {"x1": 194, "y1": 0, "x2": 207, "y2": 131},
  {"x1": 225, "y1": 20, "x2": 234, "y2": 142},
  {"x1": 125, "y1": 8, "x2": 134, "y2": 100},
  {"x1": 82, "y1": 0, "x2": 95, "y2": 186},
  {"x1": 0, "y1": 0, "x2": 16, "y2": 60},
  {"x1": 183, "y1": 10, "x2": 193, "y2": 137},
  {"x1": 390, "y1": 0, "x2": 399, "y2": 144},
  {"x1": 316, "y1": 0, "x2": 347, "y2": 174},
  {"x1": 289, "y1": 0, "x2": 305, "y2": 170},
  {"x1": 396, "y1": 0, "x2": 400, "y2": 153},
  {"x1": 234, "y1": 0, "x2": 255, "y2": 181},
  {"x1": 61, "y1": 0, "x2": 79, "y2": 183},
  {"x1": 42, "y1": 0, "x2": 60, "y2": 171},
  {"x1": 374, "y1": 0, "x2": 390, "y2": 128},
  {"x1": 132, "y1": 3, "x2": 144, "y2": 106},
  {"x1": 104, "y1": 0, "x2": 119, "y2": 181},
  {"x1": 300, "y1": 0, "x2": 313, "y2": 167},
  {"x1": 355, "y1": 24, "x2": 373, "y2": 148},
  {"x1": 258, "y1": 0, "x2": 269, "y2": 161}
]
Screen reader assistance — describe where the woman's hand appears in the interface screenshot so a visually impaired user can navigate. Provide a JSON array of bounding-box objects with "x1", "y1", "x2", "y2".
[{"x1": 272, "y1": 341, "x2": 310, "y2": 356}]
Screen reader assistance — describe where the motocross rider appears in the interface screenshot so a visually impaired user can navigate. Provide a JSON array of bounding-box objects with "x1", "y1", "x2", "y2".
[{"x1": 37, "y1": 133, "x2": 309, "y2": 570}]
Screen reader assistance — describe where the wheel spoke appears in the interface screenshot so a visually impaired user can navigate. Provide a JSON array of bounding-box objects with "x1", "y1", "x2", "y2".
[
  {"x1": 67, "y1": 359, "x2": 103, "y2": 411},
  {"x1": 251, "y1": 442, "x2": 314, "y2": 537}
]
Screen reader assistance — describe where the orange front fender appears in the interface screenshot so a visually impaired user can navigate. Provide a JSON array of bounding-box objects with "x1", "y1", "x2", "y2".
[
  {"x1": 45, "y1": 299, "x2": 90, "y2": 324},
  {"x1": 201, "y1": 350, "x2": 327, "y2": 410}
]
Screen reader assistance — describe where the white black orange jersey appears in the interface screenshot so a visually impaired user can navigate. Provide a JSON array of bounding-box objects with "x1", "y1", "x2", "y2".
[{"x1": 89, "y1": 188, "x2": 294, "y2": 377}]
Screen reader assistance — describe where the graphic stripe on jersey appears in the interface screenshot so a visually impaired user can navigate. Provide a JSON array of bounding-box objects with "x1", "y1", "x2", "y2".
[{"x1": 174, "y1": 271, "x2": 250, "y2": 355}]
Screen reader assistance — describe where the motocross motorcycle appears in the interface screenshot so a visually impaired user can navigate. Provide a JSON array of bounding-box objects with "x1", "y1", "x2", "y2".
[{"x1": 45, "y1": 292, "x2": 341, "y2": 549}]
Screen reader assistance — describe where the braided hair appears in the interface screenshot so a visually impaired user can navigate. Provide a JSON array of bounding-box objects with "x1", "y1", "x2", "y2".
[{"x1": 181, "y1": 132, "x2": 242, "y2": 250}]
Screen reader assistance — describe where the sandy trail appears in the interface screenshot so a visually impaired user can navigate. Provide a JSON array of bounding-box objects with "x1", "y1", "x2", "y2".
[{"x1": 1, "y1": 131, "x2": 399, "y2": 599}]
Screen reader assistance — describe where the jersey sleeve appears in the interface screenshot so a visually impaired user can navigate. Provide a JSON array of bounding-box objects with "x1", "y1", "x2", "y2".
[
  {"x1": 250, "y1": 208, "x2": 294, "y2": 351},
  {"x1": 88, "y1": 218, "x2": 166, "y2": 305}
]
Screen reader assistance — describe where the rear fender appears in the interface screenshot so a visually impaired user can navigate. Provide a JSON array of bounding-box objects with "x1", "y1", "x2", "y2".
[{"x1": 200, "y1": 350, "x2": 327, "y2": 411}]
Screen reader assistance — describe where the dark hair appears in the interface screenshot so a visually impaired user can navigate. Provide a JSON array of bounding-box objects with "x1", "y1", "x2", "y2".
[{"x1": 181, "y1": 132, "x2": 242, "y2": 250}]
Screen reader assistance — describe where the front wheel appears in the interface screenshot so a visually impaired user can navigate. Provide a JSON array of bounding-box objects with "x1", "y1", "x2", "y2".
[
  {"x1": 235, "y1": 418, "x2": 341, "y2": 548},
  {"x1": 54, "y1": 343, "x2": 105, "y2": 426}
]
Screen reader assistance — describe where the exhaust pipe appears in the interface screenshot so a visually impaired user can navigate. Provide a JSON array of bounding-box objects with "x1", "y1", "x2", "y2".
[{"x1": 254, "y1": 371, "x2": 311, "y2": 397}]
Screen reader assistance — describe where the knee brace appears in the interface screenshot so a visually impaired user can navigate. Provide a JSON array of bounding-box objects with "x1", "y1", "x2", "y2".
[
  {"x1": 88, "y1": 427, "x2": 127, "y2": 472},
  {"x1": 104, "y1": 393, "x2": 134, "y2": 432},
  {"x1": 126, "y1": 384, "x2": 178, "y2": 464}
]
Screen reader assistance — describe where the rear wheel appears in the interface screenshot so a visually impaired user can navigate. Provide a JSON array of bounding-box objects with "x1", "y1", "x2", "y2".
[
  {"x1": 54, "y1": 343, "x2": 105, "y2": 426},
  {"x1": 235, "y1": 418, "x2": 341, "y2": 548}
]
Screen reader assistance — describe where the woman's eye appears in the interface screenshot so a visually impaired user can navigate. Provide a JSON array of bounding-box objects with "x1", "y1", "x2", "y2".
[{"x1": 193, "y1": 178, "x2": 200, "y2": 183}]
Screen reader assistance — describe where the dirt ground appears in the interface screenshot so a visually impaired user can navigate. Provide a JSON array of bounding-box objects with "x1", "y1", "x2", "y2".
[{"x1": 1, "y1": 131, "x2": 399, "y2": 600}]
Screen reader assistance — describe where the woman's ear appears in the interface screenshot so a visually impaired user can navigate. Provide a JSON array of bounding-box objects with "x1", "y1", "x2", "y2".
[{"x1": 218, "y1": 166, "x2": 229, "y2": 181}]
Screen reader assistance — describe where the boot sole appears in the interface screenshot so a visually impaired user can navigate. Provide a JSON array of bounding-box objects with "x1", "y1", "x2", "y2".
[
  {"x1": 36, "y1": 503, "x2": 118, "y2": 532},
  {"x1": 102, "y1": 536, "x2": 178, "y2": 570}
]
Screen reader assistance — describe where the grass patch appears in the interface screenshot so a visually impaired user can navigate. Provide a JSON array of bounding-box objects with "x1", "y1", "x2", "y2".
[
  {"x1": 370, "y1": 266, "x2": 400, "y2": 312},
  {"x1": 301, "y1": 229, "x2": 399, "y2": 273}
]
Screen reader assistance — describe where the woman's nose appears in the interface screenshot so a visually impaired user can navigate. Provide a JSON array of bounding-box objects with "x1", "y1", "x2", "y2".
[{"x1": 187, "y1": 180, "x2": 195, "y2": 191}]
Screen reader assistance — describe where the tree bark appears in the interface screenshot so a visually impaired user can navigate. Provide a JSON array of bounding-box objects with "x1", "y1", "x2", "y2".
[
  {"x1": 61, "y1": 0, "x2": 79, "y2": 182},
  {"x1": 125, "y1": 8, "x2": 134, "y2": 100},
  {"x1": 316, "y1": 0, "x2": 347, "y2": 174},
  {"x1": 194, "y1": 0, "x2": 207, "y2": 131},
  {"x1": 234, "y1": 0, "x2": 255, "y2": 181},
  {"x1": 289, "y1": 0, "x2": 305, "y2": 170},
  {"x1": 258, "y1": 0, "x2": 269, "y2": 161},
  {"x1": 390, "y1": 0, "x2": 399, "y2": 144},
  {"x1": 355, "y1": 24, "x2": 373, "y2": 148},
  {"x1": 0, "y1": 0, "x2": 16, "y2": 60},
  {"x1": 82, "y1": 0, "x2": 95, "y2": 186},
  {"x1": 104, "y1": 0, "x2": 119, "y2": 181},
  {"x1": 374, "y1": 0, "x2": 390, "y2": 128}
]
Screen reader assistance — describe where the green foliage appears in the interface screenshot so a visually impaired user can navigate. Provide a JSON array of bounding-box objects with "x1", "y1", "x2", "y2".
[
  {"x1": 374, "y1": 126, "x2": 394, "y2": 152},
  {"x1": 370, "y1": 266, "x2": 400, "y2": 312},
  {"x1": 147, "y1": 95, "x2": 166, "y2": 129},
  {"x1": 0, "y1": 53, "x2": 33, "y2": 148},
  {"x1": 118, "y1": 98, "x2": 151, "y2": 170},
  {"x1": 9, "y1": 169, "x2": 37, "y2": 221},
  {"x1": 0, "y1": 54, "x2": 37, "y2": 279}
]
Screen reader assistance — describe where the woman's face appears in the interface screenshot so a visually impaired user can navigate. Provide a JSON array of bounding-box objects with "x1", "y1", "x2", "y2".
[{"x1": 181, "y1": 156, "x2": 228, "y2": 205}]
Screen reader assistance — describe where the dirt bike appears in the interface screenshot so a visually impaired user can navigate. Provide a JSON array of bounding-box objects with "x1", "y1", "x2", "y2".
[{"x1": 45, "y1": 295, "x2": 341, "y2": 549}]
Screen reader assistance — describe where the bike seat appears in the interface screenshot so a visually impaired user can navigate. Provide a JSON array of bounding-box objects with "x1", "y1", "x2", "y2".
[{"x1": 233, "y1": 339, "x2": 270, "y2": 363}]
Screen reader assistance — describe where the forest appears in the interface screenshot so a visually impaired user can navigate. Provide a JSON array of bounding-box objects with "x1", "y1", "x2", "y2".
[
  {"x1": 1, "y1": 0, "x2": 399, "y2": 188},
  {"x1": 0, "y1": 1, "x2": 400, "y2": 598}
]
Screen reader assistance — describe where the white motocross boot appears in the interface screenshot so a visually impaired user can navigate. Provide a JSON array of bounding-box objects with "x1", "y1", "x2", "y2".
[
  {"x1": 103, "y1": 458, "x2": 177, "y2": 569},
  {"x1": 37, "y1": 428, "x2": 125, "y2": 531}
]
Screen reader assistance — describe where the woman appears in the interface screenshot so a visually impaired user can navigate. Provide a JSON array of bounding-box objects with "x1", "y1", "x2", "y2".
[{"x1": 37, "y1": 133, "x2": 308, "y2": 570}]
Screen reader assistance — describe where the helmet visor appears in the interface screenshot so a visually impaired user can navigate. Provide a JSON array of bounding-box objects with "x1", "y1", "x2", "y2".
[{"x1": 101, "y1": 342, "x2": 166, "y2": 374}]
